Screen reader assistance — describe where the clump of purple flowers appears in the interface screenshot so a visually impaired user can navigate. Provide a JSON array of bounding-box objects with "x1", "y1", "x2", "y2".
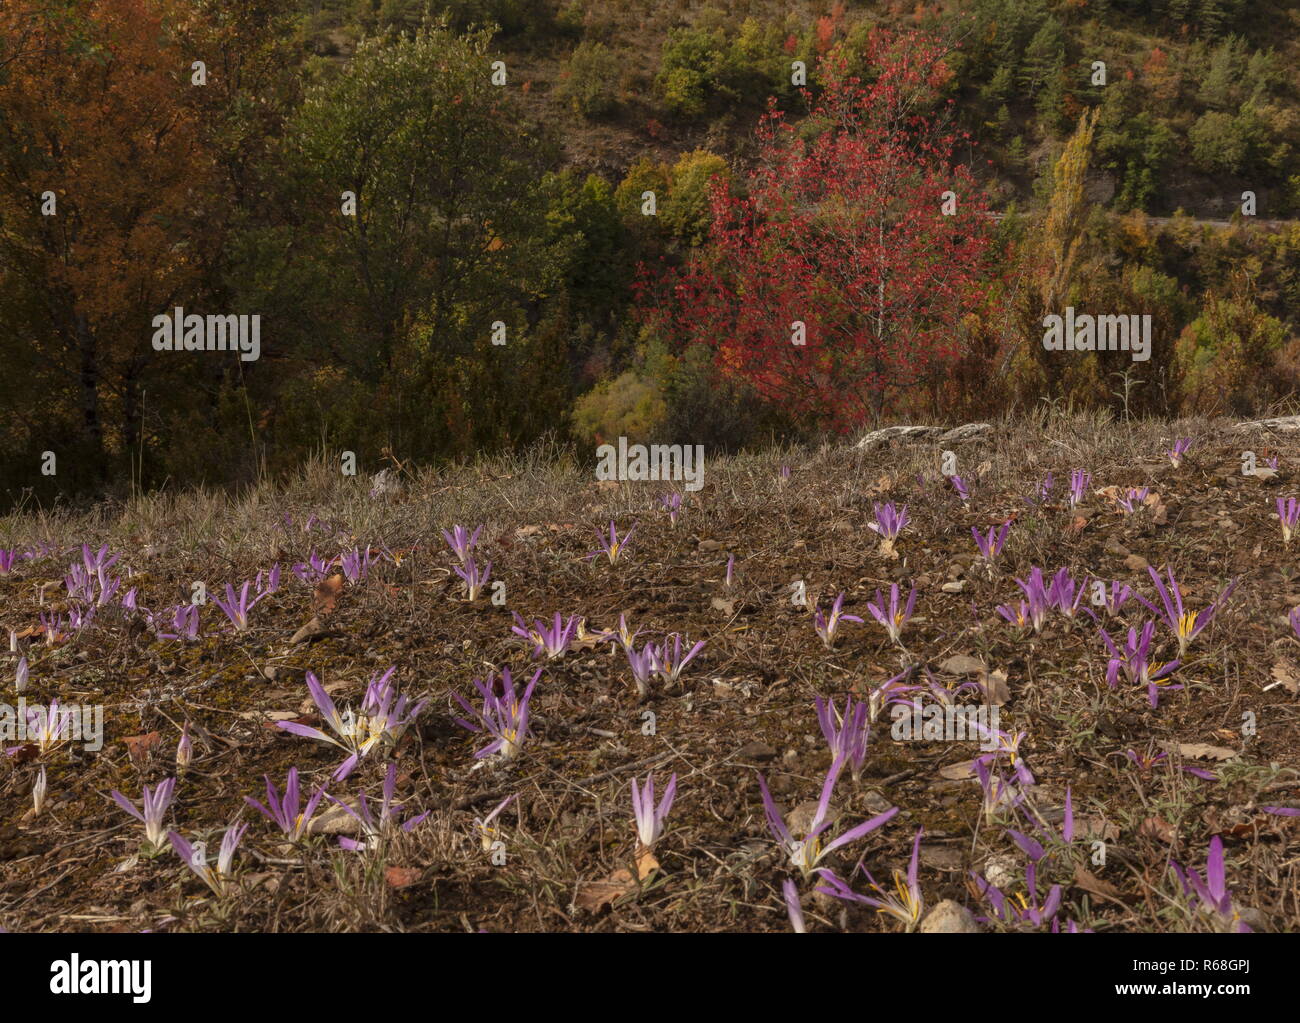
[
  {"x1": 1166, "y1": 438, "x2": 1192, "y2": 467},
  {"x1": 864, "y1": 583, "x2": 917, "y2": 646},
  {"x1": 1170, "y1": 835, "x2": 1251, "y2": 933},
  {"x1": 586, "y1": 521, "x2": 635, "y2": 565},
  {"x1": 972, "y1": 521, "x2": 1010, "y2": 562},
  {"x1": 1277, "y1": 497, "x2": 1299, "y2": 546},
  {"x1": 245, "y1": 768, "x2": 329, "y2": 842},
  {"x1": 815, "y1": 695, "x2": 869, "y2": 783},
  {"x1": 511, "y1": 612, "x2": 578, "y2": 659},
  {"x1": 453, "y1": 666, "x2": 543, "y2": 761},
  {"x1": 813, "y1": 592, "x2": 862, "y2": 649},
  {"x1": 1067, "y1": 469, "x2": 1092, "y2": 509},
  {"x1": 442, "y1": 525, "x2": 482, "y2": 564},
  {"x1": 869, "y1": 502, "x2": 909, "y2": 556},
  {"x1": 1098, "y1": 621, "x2": 1181, "y2": 708},
  {"x1": 330, "y1": 762, "x2": 430, "y2": 852}
]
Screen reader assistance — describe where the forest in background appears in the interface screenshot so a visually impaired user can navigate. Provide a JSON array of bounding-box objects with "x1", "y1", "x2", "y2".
[{"x1": 2, "y1": 0, "x2": 1300, "y2": 504}]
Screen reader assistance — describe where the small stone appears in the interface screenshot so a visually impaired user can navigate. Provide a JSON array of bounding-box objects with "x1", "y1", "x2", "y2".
[
  {"x1": 941, "y1": 581, "x2": 965, "y2": 594},
  {"x1": 737, "y1": 741, "x2": 777, "y2": 762},
  {"x1": 920, "y1": 899, "x2": 981, "y2": 933},
  {"x1": 1123, "y1": 554, "x2": 1149, "y2": 572}
]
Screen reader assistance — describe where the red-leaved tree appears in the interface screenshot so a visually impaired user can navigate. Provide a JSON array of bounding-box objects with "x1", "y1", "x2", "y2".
[{"x1": 651, "y1": 30, "x2": 999, "y2": 431}]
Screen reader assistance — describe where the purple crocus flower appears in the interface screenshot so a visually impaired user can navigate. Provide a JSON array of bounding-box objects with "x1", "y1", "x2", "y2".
[
  {"x1": 340, "y1": 546, "x2": 378, "y2": 582},
  {"x1": 866, "y1": 668, "x2": 919, "y2": 723},
  {"x1": 783, "y1": 878, "x2": 807, "y2": 933},
  {"x1": 1046, "y1": 567, "x2": 1087, "y2": 620},
  {"x1": 169, "y1": 822, "x2": 247, "y2": 896},
  {"x1": 154, "y1": 603, "x2": 200, "y2": 642},
  {"x1": 1137, "y1": 566, "x2": 1237, "y2": 657},
  {"x1": 277, "y1": 668, "x2": 422, "y2": 780},
  {"x1": 1002, "y1": 567, "x2": 1050, "y2": 632},
  {"x1": 972, "y1": 521, "x2": 1011, "y2": 562},
  {"x1": 176, "y1": 724, "x2": 192, "y2": 773},
  {"x1": 511, "y1": 612, "x2": 577, "y2": 660},
  {"x1": 630, "y1": 771, "x2": 678, "y2": 850},
  {"x1": 454, "y1": 556, "x2": 493, "y2": 601},
  {"x1": 212, "y1": 580, "x2": 268, "y2": 632},
  {"x1": 864, "y1": 583, "x2": 916, "y2": 646},
  {"x1": 110, "y1": 777, "x2": 177, "y2": 852},
  {"x1": 817, "y1": 827, "x2": 925, "y2": 931},
  {"x1": 757, "y1": 756, "x2": 899, "y2": 879},
  {"x1": 1278, "y1": 497, "x2": 1300, "y2": 546},
  {"x1": 64, "y1": 563, "x2": 95, "y2": 604},
  {"x1": 1117, "y1": 487, "x2": 1150, "y2": 514},
  {"x1": 1006, "y1": 788, "x2": 1074, "y2": 864},
  {"x1": 474, "y1": 794, "x2": 517, "y2": 854},
  {"x1": 245, "y1": 767, "x2": 328, "y2": 842},
  {"x1": 1166, "y1": 438, "x2": 1192, "y2": 467},
  {"x1": 453, "y1": 666, "x2": 543, "y2": 761},
  {"x1": 656, "y1": 633, "x2": 705, "y2": 685},
  {"x1": 815, "y1": 695, "x2": 870, "y2": 783},
  {"x1": 442, "y1": 524, "x2": 482, "y2": 564},
  {"x1": 291, "y1": 551, "x2": 331, "y2": 584},
  {"x1": 950, "y1": 476, "x2": 970, "y2": 503},
  {"x1": 1098, "y1": 621, "x2": 1181, "y2": 707},
  {"x1": 814, "y1": 592, "x2": 863, "y2": 649},
  {"x1": 625, "y1": 641, "x2": 660, "y2": 698},
  {"x1": 1068, "y1": 469, "x2": 1092, "y2": 509},
  {"x1": 1171, "y1": 835, "x2": 1251, "y2": 933},
  {"x1": 586, "y1": 521, "x2": 636, "y2": 565},
  {"x1": 869, "y1": 503, "x2": 909, "y2": 553},
  {"x1": 972, "y1": 861, "x2": 1061, "y2": 929},
  {"x1": 660, "y1": 492, "x2": 683, "y2": 527},
  {"x1": 0, "y1": 549, "x2": 16, "y2": 575},
  {"x1": 1096, "y1": 580, "x2": 1133, "y2": 617},
  {"x1": 11, "y1": 697, "x2": 75, "y2": 756},
  {"x1": 725, "y1": 554, "x2": 735, "y2": 588},
  {"x1": 330, "y1": 762, "x2": 430, "y2": 852},
  {"x1": 972, "y1": 758, "x2": 1026, "y2": 825}
]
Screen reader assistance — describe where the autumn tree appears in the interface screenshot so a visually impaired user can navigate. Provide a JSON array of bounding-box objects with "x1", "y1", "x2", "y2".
[
  {"x1": 651, "y1": 31, "x2": 998, "y2": 431},
  {"x1": 281, "y1": 21, "x2": 567, "y2": 460},
  {"x1": 0, "y1": 0, "x2": 219, "y2": 488}
]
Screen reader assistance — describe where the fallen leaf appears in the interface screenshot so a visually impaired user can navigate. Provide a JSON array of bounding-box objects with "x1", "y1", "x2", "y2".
[
  {"x1": 1139, "y1": 816, "x2": 1177, "y2": 843},
  {"x1": 1073, "y1": 864, "x2": 1134, "y2": 906},
  {"x1": 979, "y1": 668, "x2": 1011, "y2": 707},
  {"x1": 635, "y1": 846, "x2": 660, "y2": 881},
  {"x1": 385, "y1": 866, "x2": 422, "y2": 888},
  {"x1": 1165, "y1": 741, "x2": 1238, "y2": 762},
  {"x1": 289, "y1": 616, "x2": 334, "y2": 645},
  {"x1": 939, "y1": 654, "x2": 986, "y2": 675},
  {"x1": 574, "y1": 868, "x2": 636, "y2": 913},
  {"x1": 121, "y1": 732, "x2": 161, "y2": 763},
  {"x1": 711, "y1": 596, "x2": 738, "y2": 616},
  {"x1": 938, "y1": 760, "x2": 977, "y2": 781},
  {"x1": 313, "y1": 575, "x2": 344, "y2": 614},
  {"x1": 1266, "y1": 661, "x2": 1300, "y2": 695}
]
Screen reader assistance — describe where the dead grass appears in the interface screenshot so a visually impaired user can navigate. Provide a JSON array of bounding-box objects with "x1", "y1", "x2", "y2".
[{"x1": 0, "y1": 410, "x2": 1298, "y2": 932}]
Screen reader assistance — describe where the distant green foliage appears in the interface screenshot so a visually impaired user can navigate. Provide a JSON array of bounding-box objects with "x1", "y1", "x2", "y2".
[{"x1": 558, "y1": 41, "x2": 620, "y2": 118}]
